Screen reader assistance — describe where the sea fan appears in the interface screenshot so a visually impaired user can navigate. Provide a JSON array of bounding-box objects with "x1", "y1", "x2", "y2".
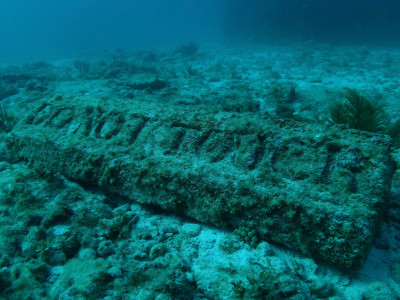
[
  {"x1": 328, "y1": 101, "x2": 348, "y2": 125},
  {"x1": 343, "y1": 88, "x2": 385, "y2": 133},
  {"x1": 329, "y1": 88, "x2": 385, "y2": 133}
]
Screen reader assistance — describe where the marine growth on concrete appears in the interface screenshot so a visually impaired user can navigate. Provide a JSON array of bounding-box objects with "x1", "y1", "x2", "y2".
[{"x1": 6, "y1": 97, "x2": 394, "y2": 269}]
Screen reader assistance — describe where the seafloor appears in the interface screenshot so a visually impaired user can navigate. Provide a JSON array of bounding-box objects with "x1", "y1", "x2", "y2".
[{"x1": 0, "y1": 42, "x2": 400, "y2": 299}]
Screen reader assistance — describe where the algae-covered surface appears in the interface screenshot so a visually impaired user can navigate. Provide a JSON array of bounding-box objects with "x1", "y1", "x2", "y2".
[{"x1": 1, "y1": 44, "x2": 400, "y2": 299}]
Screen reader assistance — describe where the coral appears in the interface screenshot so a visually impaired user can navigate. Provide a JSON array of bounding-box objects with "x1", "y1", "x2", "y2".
[{"x1": 233, "y1": 226, "x2": 259, "y2": 248}]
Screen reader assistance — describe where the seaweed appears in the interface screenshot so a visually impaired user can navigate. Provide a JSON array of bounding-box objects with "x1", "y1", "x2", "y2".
[{"x1": 329, "y1": 88, "x2": 385, "y2": 133}]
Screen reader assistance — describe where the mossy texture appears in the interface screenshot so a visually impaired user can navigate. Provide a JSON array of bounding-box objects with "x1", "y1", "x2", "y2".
[{"x1": 6, "y1": 97, "x2": 394, "y2": 269}]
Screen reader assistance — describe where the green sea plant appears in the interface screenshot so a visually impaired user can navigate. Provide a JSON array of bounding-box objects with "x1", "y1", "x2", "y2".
[
  {"x1": 328, "y1": 101, "x2": 347, "y2": 124},
  {"x1": 329, "y1": 88, "x2": 385, "y2": 133}
]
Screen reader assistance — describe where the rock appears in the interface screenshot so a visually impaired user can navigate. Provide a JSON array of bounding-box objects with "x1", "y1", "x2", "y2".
[
  {"x1": 181, "y1": 223, "x2": 202, "y2": 237},
  {"x1": 391, "y1": 260, "x2": 400, "y2": 284},
  {"x1": 363, "y1": 281, "x2": 395, "y2": 300}
]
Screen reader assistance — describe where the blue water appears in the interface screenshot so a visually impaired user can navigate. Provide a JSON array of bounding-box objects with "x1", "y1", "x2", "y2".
[
  {"x1": 1, "y1": 0, "x2": 400, "y2": 62},
  {"x1": 0, "y1": 0, "x2": 226, "y2": 62},
  {"x1": 225, "y1": 0, "x2": 400, "y2": 43}
]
